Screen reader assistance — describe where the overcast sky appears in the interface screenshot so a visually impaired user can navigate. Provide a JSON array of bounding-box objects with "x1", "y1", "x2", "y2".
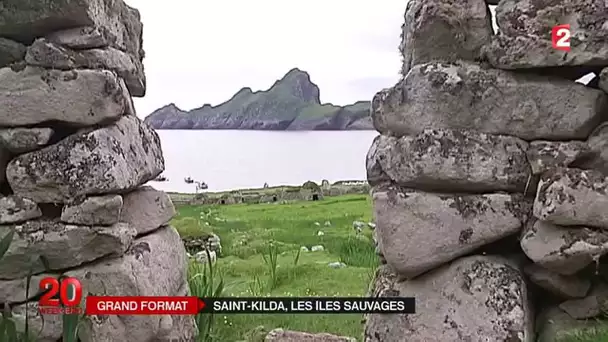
[{"x1": 124, "y1": 0, "x2": 407, "y2": 117}]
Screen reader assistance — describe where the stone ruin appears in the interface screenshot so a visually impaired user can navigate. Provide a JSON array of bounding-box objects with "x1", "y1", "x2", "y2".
[
  {"x1": 365, "y1": 0, "x2": 608, "y2": 341},
  {"x1": 0, "y1": 1, "x2": 196, "y2": 341}
]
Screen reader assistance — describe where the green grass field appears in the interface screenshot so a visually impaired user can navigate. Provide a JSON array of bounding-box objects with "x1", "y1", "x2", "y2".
[
  {"x1": 173, "y1": 194, "x2": 378, "y2": 341},
  {"x1": 172, "y1": 193, "x2": 608, "y2": 342}
]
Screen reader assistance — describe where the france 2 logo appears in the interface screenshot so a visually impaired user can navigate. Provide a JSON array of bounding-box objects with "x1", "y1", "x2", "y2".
[{"x1": 552, "y1": 24, "x2": 571, "y2": 51}]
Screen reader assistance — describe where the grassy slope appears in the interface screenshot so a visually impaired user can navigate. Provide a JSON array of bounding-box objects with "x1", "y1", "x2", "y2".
[
  {"x1": 558, "y1": 326, "x2": 608, "y2": 342},
  {"x1": 173, "y1": 194, "x2": 378, "y2": 341}
]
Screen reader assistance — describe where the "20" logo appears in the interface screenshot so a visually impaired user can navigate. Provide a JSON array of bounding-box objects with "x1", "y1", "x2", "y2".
[{"x1": 38, "y1": 277, "x2": 83, "y2": 314}]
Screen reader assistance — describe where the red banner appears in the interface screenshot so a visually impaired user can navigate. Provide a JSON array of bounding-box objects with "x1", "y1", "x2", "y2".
[{"x1": 85, "y1": 296, "x2": 204, "y2": 315}]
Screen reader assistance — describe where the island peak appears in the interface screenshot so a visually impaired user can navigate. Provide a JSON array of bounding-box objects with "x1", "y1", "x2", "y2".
[{"x1": 144, "y1": 69, "x2": 372, "y2": 131}]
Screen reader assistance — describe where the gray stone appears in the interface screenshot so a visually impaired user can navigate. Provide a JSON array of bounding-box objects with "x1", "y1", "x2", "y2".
[
  {"x1": 373, "y1": 186, "x2": 524, "y2": 278},
  {"x1": 520, "y1": 220, "x2": 608, "y2": 275},
  {"x1": 194, "y1": 250, "x2": 216, "y2": 265},
  {"x1": 534, "y1": 168, "x2": 608, "y2": 229},
  {"x1": 368, "y1": 129, "x2": 530, "y2": 193},
  {"x1": 311, "y1": 245, "x2": 324, "y2": 252},
  {"x1": 120, "y1": 186, "x2": 175, "y2": 235},
  {"x1": 372, "y1": 61, "x2": 608, "y2": 140},
  {"x1": 0, "y1": 127, "x2": 54, "y2": 154},
  {"x1": 266, "y1": 329, "x2": 356, "y2": 342},
  {"x1": 0, "y1": 66, "x2": 132, "y2": 127},
  {"x1": 26, "y1": 38, "x2": 145, "y2": 97},
  {"x1": 0, "y1": 220, "x2": 135, "y2": 279},
  {"x1": 0, "y1": 37, "x2": 25, "y2": 68},
  {"x1": 399, "y1": 0, "x2": 493, "y2": 75},
  {"x1": 366, "y1": 135, "x2": 390, "y2": 185},
  {"x1": 559, "y1": 284, "x2": 608, "y2": 319},
  {"x1": 364, "y1": 257, "x2": 533, "y2": 341},
  {"x1": 66, "y1": 226, "x2": 196, "y2": 342},
  {"x1": 524, "y1": 264, "x2": 590, "y2": 299},
  {"x1": 526, "y1": 140, "x2": 590, "y2": 175},
  {"x1": 0, "y1": 273, "x2": 56, "y2": 303},
  {"x1": 601, "y1": 68, "x2": 607, "y2": 94},
  {"x1": 7, "y1": 115, "x2": 164, "y2": 203},
  {"x1": 536, "y1": 306, "x2": 606, "y2": 342},
  {"x1": 0, "y1": 0, "x2": 144, "y2": 64},
  {"x1": 579, "y1": 122, "x2": 608, "y2": 175},
  {"x1": 484, "y1": 0, "x2": 608, "y2": 70},
  {"x1": 0, "y1": 195, "x2": 41, "y2": 224},
  {"x1": 46, "y1": 26, "x2": 113, "y2": 50},
  {"x1": 61, "y1": 194, "x2": 123, "y2": 226}
]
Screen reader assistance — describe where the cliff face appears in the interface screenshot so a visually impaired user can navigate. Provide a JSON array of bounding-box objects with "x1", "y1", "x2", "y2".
[{"x1": 143, "y1": 68, "x2": 373, "y2": 130}]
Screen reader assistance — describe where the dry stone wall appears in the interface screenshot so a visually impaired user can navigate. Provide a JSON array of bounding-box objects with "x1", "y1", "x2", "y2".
[
  {"x1": 365, "y1": 0, "x2": 608, "y2": 341},
  {"x1": 0, "y1": 1, "x2": 196, "y2": 341}
]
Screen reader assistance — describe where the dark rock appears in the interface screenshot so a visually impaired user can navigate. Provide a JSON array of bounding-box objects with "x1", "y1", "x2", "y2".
[
  {"x1": 0, "y1": 127, "x2": 54, "y2": 154},
  {"x1": 0, "y1": 38, "x2": 25, "y2": 68}
]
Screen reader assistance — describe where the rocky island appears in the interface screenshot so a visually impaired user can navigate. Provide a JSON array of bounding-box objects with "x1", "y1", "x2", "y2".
[{"x1": 143, "y1": 68, "x2": 373, "y2": 130}]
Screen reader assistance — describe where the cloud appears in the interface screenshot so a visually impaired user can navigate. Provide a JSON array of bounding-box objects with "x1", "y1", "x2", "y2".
[{"x1": 124, "y1": 0, "x2": 406, "y2": 116}]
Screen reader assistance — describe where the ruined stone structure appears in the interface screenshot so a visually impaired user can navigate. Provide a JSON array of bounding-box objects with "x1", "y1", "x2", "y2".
[
  {"x1": 0, "y1": 1, "x2": 196, "y2": 341},
  {"x1": 365, "y1": 0, "x2": 608, "y2": 341}
]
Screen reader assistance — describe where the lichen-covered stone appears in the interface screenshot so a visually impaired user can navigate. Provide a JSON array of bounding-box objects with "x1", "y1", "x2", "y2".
[
  {"x1": 0, "y1": 127, "x2": 54, "y2": 154},
  {"x1": 26, "y1": 38, "x2": 145, "y2": 97},
  {"x1": 0, "y1": 195, "x2": 41, "y2": 224},
  {"x1": 120, "y1": 186, "x2": 176, "y2": 235},
  {"x1": 526, "y1": 140, "x2": 590, "y2": 175},
  {"x1": 536, "y1": 306, "x2": 606, "y2": 342},
  {"x1": 266, "y1": 329, "x2": 356, "y2": 341},
  {"x1": 520, "y1": 220, "x2": 608, "y2": 275},
  {"x1": 484, "y1": 0, "x2": 608, "y2": 70},
  {"x1": 365, "y1": 135, "x2": 390, "y2": 185},
  {"x1": 372, "y1": 61, "x2": 608, "y2": 140},
  {"x1": 558, "y1": 284, "x2": 608, "y2": 319},
  {"x1": 0, "y1": 66, "x2": 132, "y2": 127},
  {"x1": 367, "y1": 129, "x2": 530, "y2": 192},
  {"x1": 364, "y1": 257, "x2": 533, "y2": 342},
  {"x1": 65, "y1": 226, "x2": 197, "y2": 342},
  {"x1": 533, "y1": 168, "x2": 608, "y2": 229},
  {"x1": 0, "y1": 221, "x2": 135, "y2": 279},
  {"x1": 600, "y1": 68, "x2": 608, "y2": 94},
  {"x1": 0, "y1": 0, "x2": 144, "y2": 64},
  {"x1": 6, "y1": 115, "x2": 164, "y2": 203},
  {"x1": 46, "y1": 26, "x2": 113, "y2": 50},
  {"x1": 61, "y1": 194, "x2": 123, "y2": 226},
  {"x1": 523, "y1": 264, "x2": 590, "y2": 299},
  {"x1": 373, "y1": 185, "x2": 524, "y2": 278},
  {"x1": 578, "y1": 122, "x2": 608, "y2": 175},
  {"x1": 0, "y1": 37, "x2": 25, "y2": 68},
  {"x1": 399, "y1": 0, "x2": 492, "y2": 74}
]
